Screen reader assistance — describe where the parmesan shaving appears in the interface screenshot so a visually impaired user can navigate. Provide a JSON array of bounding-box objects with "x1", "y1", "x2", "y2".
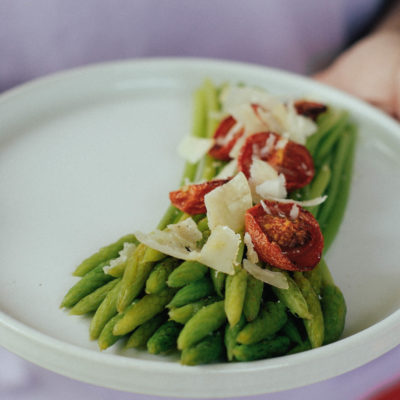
[
  {"x1": 274, "y1": 102, "x2": 317, "y2": 144},
  {"x1": 255, "y1": 174, "x2": 287, "y2": 200},
  {"x1": 244, "y1": 232, "x2": 259, "y2": 264},
  {"x1": 103, "y1": 242, "x2": 137, "y2": 275},
  {"x1": 177, "y1": 136, "x2": 213, "y2": 163},
  {"x1": 276, "y1": 137, "x2": 288, "y2": 149},
  {"x1": 220, "y1": 86, "x2": 318, "y2": 145},
  {"x1": 133, "y1": 217, "x2": 242, "y2": 275},
  {"x1": 229, "y1": 134, "x2": 247, "y2": 159},
  {"x1": 215, "y1": 159, "x2": 237, "y2": 179},
  {"x1": 167, "y1": 218, "x2": 203, "y2": 245},
  {"x1": 243, "y1": 259, "x2": 289, "y2": 289},
  {"x1": 230, "y1": 104, "x2": 266, "y2": 136},
  {"x1": 134, "y1": 218, "x2": 202, "y2": 260},
  {"x1": 260, "y1": 200, "x2": 272, "y2": 215},
  {"x1": 216, "y1": 122, "x2": 243, "y2": 146},
  {"x1": 249, "y1": 158, "x2": 287, "y2": 202},
  {"x1": 220, "y1": 86, "x2": 281, "y2": 113},
  {"x1": 256, "y1": 107, "x2": 284, "y2": 133},
  {"x1": 205, "y1": 172, "x2": 252, "y2": 233},
  {"x1": 135, "y1": 221, "x2": 240, "y2": 276},
  {"x1": 194, "y1": 226, "x2": 241, "y2": 275},
  {"x1": 289, "y1": 204, "x2": 300, "y2": 220},
  {"x1": 263, "y1": 195, "x2": 327, "y2": 207},
  {"x1": 259, "y1": 134, "x2": 276, "y2": 157}
]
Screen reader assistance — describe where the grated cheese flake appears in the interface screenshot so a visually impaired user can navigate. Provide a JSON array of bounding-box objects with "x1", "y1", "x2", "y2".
[
  {"x1": 103, "y1": 242, "x2": 137, "y2": 275},
  {"x1": 177, "y1": 136, "x2": 214, "y2": 164},
  {"x1": 249, "y1": 158, "x2": 287, "y2": 202},
  {"x1": 134, "y1": 218, "x2": 202, "y2": 260},
  {"x1": 215, "y1": 159, "x2": 238, "y2": 179},
  {"x1": 244, "y1": 232, "x2": 259, "y2": 264},
  {"x1": 220, "y1": 86, "x2": 318, "y2": 145},
  {"x1": 194, "y1": 226, "x2": 241, "y2": 275},
  {"x1": 263, "y1": 195, "x2": 327, "y2": 207},
  {"x1": 243, "y1": 259, "x2": 289, "y2": 289},
  {"x1": 205, "y1": 172, "x2": 252, "y2": 233},
  {"x1": 289, "y1": 204, "x2": 299, "y2": 220}
]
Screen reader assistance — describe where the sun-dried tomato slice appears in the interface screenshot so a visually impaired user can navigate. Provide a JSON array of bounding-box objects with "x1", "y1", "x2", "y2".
[
  {"x1": 169, "y1": 179, "x2": 230, "y2": 215},
  {"x1": 208, "y1": 115, "x2": 244, "y2": 161},
  {"x1": 237, "y1": 132, "x2": 314, "y2": 191},
  {"x1": 294, "y1": 100, "x2": 327, "y2": 120},
  {"x1": 245, "y1": 201, "x2": 323, "y2": 271}
]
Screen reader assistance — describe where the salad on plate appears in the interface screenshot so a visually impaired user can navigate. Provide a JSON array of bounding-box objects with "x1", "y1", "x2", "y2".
[{"x1": 61, "y1": 80, "x2": 356, "y2": 365}]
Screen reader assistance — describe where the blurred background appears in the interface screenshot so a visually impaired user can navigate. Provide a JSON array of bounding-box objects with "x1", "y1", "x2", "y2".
[
  {"x1": 0, "y1": 0, "x2": 383, "y2": 91},
  {"x1": 1, "y1": 1, "x2": 399, "y2": 399}
]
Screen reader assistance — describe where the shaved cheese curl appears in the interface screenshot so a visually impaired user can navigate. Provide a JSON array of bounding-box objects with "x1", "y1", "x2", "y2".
[
  {"x1": 243, "y1": 259, "x2": 289, "y2": 289},
  {"x1": 178, "y1": 136, "x2": 213, "y2": 163},
  {"x1": 134, "y1": 218, "x2": 202, "y2": 260},
  {"x1": 244, "y1": 232, "x2": 259, "y2": 264},
  {"x1": 205, "y1": 172, "x2": 252, "y2": 233},
  {"x1": 195, "y1": 226, "x2": 241, "y2": 275}
]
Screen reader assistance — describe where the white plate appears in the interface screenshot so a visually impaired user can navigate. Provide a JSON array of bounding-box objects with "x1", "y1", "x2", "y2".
[{"x1": 0, "y1": 59, "x2": 399, "y2": 398}]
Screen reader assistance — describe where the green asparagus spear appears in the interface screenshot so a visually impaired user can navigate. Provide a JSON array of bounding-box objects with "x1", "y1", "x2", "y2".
[
  {"x1": 303, "y1": 262, "x2": 323, "y2": 296},
  {"x1": 177, "y1": 300, "x2": 226, "y2": 350},
  {"x1": 125, "y1": 313, "x2": 166, "y2": 349},
  {"x1": 317, "y1": 129, "x2": 352, "y2": 230},
  {"x1": 181, "y1": 332, "x2": 224, "y2": 365},
  {"x1": 145, "y1": 258, "x2": 180, "y2": 294},
  {"x1": 237, "y1": 301, "x2": 287, "y2": 345},
  {"x1": 224, "y1": 314, "x2": 246, "y2": 361},
  {"x1": 314, "y1": 114, "x2": 349, "y2": 165},
  {"x1": 306, "y1": 110, "x2": 347, "y2": 156},
  {"x1": 281, "y1": 318, "x2": 303, "y2": 345},
  {"x1": 233, "y1": 336, "x2": 291, "y2": 361},
  {"x1": 225, "y1": 269, "x2": 247, "y2": 327},
  {"x1": 293, "y1": 272, "x2": 324, "y2": 348},
  {"x1": 168, "y1": 297, "x2": 218, "y2": 324},
  {"x1": 147, "y1": 321, "x2": 182, "y2": 355},
  {"x1": 113, "y1": 288, "x2": 175, "y2": 336},
  {"x1": 73, "y1": 234, "x2": 138, "y2": 276},
  {"x1": 286, "y1": 340, "x2": 312, "y2": 355},
  {"x1": 98, "y1": 313, "x2": 125, "y2": 351},
  {"x1": 167, "y1": 261, "x2": 208, "y2": 288},
  {"x1": 89, "y1": 280, "x2": 122, "y2": 340},
  {"x1": 211, "y1": 270, "x2": 226, "y2": 297},
  {"x1": 97, "y1": 300, "x2": 138, "y2": 350},
  {"x1": 321, "y1": 284, "x2": 346, "y2": 344},
  {"x1": 61, "y1": 263, "x2": 114, "y2": 308},
  {"x1": 322, "y1": 125, "x2": 357, "y2": 252},
  {"x1": 167, "y1": 277, "x2": 214, "y2": 308},
  {"x1": 180, "y1": 87, "x2": 207, "y2": 185},
  {"x1": 243, "y1": 274, "x2": 264, "y2": 321},
  {"x1": 69, "y1": 279, "x2": 120, "y2": 315},
  {"x1": 117, "y1": 244, "x2": 154, "y2": 312},
  {"x1": 272, "y1": 272, "x2": 312, "y2": 320},
  {"x1": 306, "y1": 163, "x2": 331, "y2": 216}
]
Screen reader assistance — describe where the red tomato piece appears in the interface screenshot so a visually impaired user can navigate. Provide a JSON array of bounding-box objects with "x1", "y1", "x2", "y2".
[
  {"x1": 208, "y1": 116, "x2": 244, "y2": 161},
  {"x1": 294, "y1": 100, "x2": 327, "y2": 120},
  {"x1": 208, "y1": 104, "x2": 269, "y2": 161},
  {"x1": 245, "y1": 201, "x2": 324, "y2": 271},
  {"x1": 237, "y1": 132, "x2": 314, "y2": 191},
  {"x1": 169, "y1": 179, "x2": 230, "y2": 215}
]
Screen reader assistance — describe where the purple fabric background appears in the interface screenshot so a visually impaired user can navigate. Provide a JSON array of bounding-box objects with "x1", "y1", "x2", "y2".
[
  {"x1": 0, "y1": 0, "x2": 381, "y2": 91},
  {"x1": 1, "y1": 1, "x2": 399, "y2": 399}
]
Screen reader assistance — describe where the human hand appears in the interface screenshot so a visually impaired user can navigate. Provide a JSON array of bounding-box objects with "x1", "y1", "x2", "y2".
[{"x1": 314, "y1": 31, "x2": 400, "y2": 119}]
